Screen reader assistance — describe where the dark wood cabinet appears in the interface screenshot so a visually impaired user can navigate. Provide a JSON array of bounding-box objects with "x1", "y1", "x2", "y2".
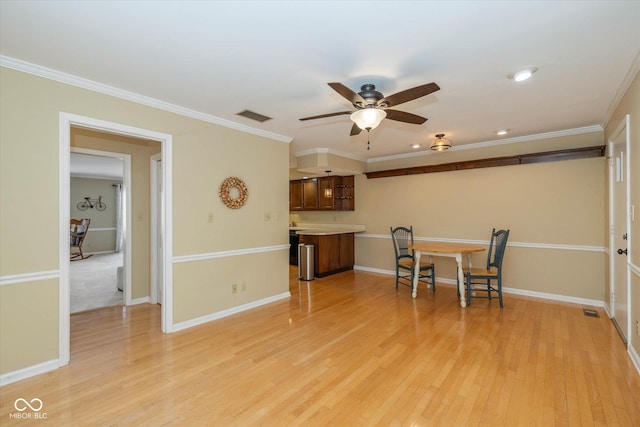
[
  {"x1": 303, "y1": 178, "x2": 319, "y2": 209},
  {"x1": 289, "y1": 180, "x2": 303, "y2": 210},
  {"x1": 318, "y1": 176, "x2": 336, "y2": 210},
  {"x1": 289, "y1": 175, "x2": 354, "y2": 211},
  {"x1": 299, "y1": 232, "x2": 355, "y2": 277}
]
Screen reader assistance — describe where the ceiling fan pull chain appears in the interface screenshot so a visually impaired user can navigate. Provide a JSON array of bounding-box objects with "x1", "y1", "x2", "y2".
[{"x1": 367, "y1": 129, "x2": 371, "y2": 150}]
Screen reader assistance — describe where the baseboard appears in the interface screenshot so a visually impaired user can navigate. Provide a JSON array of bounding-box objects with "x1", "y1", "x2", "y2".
[
  {"x1": 171, "y1": 292, "x2": 291, "y2": 333},
  {"x1": 354, "y1": 265, "x2": 605, "y2": 307},
  {"x1": 630, "y1": 344, "x2": 640, "y2": 377},
  {"x1": 353, "y1": 265, "x2": 393, "y2": 276},
  {"x1": 130, "y1": 297, "x2": 150, "y2": 306},
  {"x1": 603, "y1": 303, "x2": 613, "y2": 319},
  {"x1": 0, "y1": 359, "x2": 59, "y2": 387}
]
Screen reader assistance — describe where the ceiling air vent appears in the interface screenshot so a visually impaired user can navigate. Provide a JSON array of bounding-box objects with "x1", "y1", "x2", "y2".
[{"x1": 236, "y1": 110, "x2": 272, "y2": 123}]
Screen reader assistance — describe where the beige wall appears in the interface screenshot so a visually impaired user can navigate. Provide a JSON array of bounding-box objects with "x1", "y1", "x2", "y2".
[
  {"x1": 70, "y1": 176, "x2": 121, "y2": 253},
  {"x1": 0, "y1": 67, "x2": 289, "y2": 375},
  {"x1": 292, "y1": 134, "x2": 606, "y2": 302},
  {"x1": 71, "y1": 128, "x2": 159, "y2": 299},
  {"x1": 604, "y1": 70, "x2": 640, "y2": 357}
]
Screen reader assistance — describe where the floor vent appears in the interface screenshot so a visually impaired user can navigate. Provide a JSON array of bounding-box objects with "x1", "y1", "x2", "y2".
[
  {"x1": 236, "y1": 109, "x2": 272, "y2": 123},
  {"x1": 583, "y1": 309, "x2": 600, "y2": 318}
]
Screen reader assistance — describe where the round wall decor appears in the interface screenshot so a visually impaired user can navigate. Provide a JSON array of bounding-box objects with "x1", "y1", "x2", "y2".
[{"x1": 219, "y1": 176, "x2": 248, "y2": 209}]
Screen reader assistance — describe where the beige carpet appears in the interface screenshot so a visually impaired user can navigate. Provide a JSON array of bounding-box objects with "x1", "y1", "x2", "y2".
[{"x1": 70, "y1": 252, "x2": 123, "y2": 313}]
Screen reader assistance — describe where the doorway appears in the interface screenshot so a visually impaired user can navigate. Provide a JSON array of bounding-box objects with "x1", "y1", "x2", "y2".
[
  {"x1": 59, "y1": 113, "x2": 174, "y2": 366},
  {"x1": 70, "y1": 149, "x2": 127, "y2": 313},
  {"x1": 609, "y1": 114, "x2": 630, "y2": 344}
]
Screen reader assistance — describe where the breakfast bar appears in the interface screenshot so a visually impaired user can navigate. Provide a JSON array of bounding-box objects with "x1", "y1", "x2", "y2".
[{"x1": 293, "y1": 225, "x2": 365, "y2": 278}]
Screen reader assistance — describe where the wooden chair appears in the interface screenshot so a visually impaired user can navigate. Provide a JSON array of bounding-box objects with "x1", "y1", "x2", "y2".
[
  {"x1": 390, "y1": 226, "x2": 436, "y2": 292},
  {"x1": 70, "y1": 218, "x2": 92, "y2": 261},
  {"x1": 463, "y1": 228, "x2": 510, "y2": 307}
]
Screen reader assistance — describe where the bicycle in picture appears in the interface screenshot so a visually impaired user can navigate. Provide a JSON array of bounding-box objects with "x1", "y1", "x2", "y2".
[{"x1": 77, "y1": 196, "x2": 107, "y2": 211}]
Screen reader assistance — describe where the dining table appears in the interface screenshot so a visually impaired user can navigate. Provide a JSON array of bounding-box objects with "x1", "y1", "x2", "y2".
[{"x1": 408, "y1": 241, "x2": 485, "y2": 307}]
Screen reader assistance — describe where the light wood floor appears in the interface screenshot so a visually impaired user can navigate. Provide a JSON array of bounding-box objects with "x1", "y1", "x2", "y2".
[{"x1": 1, "y1": 267, "x2": 639, "y2": 426}]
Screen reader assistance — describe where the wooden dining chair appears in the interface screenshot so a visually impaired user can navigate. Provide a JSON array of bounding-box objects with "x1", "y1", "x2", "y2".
[
  {"x1": 70, "y1": 218, "x2": 92, "y2": 261},
  {"x1": 390, "y1": 226, "x2": 436, "y2": 292},
  {"x1": 463, "y1": 228, "x2": 510, "y2": 307}
]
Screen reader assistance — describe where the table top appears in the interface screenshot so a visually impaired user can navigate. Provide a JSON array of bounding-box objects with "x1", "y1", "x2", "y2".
[{"x1": 409, "y1": 241, "x2": 485, "y2": 254}]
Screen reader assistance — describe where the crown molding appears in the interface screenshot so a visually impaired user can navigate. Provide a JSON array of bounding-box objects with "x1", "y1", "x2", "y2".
[
  {"x1": 0, "y1": 55, "x2": 293, "y2": 144},
  {"x1": 603, "y1": 49, "x2": 640, "y2": 129},
  {"x1": 367, "y1": 125, "x2": 604, "y2": 163}
]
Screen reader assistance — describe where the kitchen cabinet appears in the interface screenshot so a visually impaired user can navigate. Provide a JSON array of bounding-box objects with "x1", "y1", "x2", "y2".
[
  {"x1": 299, "y1": 232, "x2": 354, "y2": 277},
  {"x1": 289, "y1": 175, "x2": 354, "y2": 211},
  {"x1": 318, "y1": 176, "x2": 337, "y2": 209},
  {"x1": 289, "y1": 178, "x2": 322, "y2": 211},
  {"x1": 290, "y1": 180, "x2": 303, "y2": 210},
  {"x1": 303, "y1": 178, "x2": 319, "y2": 209}
]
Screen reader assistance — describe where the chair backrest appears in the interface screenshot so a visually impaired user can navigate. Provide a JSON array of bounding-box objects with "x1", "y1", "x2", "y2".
[
  {"x1": 70, "y1": 218, "x2": 90, "y2": 246},
  {"x1": 390, "y1": 226, "x2": 414, "y2": 261},
  {"x1": 486, "y1": 228, "x2": 510, "y2": 270}
]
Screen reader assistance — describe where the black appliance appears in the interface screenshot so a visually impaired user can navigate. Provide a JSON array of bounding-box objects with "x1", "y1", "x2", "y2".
[{"x1": 289, "y1": 230, "x2": 300, "y2": 265}]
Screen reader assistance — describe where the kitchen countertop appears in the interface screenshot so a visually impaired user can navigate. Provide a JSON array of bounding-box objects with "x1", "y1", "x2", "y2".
[
  {"x1": 290, "y1": 223, "x2": 365, "y2": 236},
  {"x1": 294, "y1": 228, "x2": 364, "y2": 236}
]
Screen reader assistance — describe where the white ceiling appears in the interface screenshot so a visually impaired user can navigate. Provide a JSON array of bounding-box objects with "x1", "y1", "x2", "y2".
[
  {"x1": 2, "y1": 1, "x2": 639, "y2": 168},
  {"x1": 70, "y1": 153, "x2": 123, "y2": 179}
]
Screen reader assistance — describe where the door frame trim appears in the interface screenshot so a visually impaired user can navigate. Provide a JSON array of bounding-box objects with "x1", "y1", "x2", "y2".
[
  {"x1": 150, "y1": 152, "x2": 162, "y2": 305},
  {"x1": 607, "y1": 114, "x2": 630, "y2": 342},
  {"x1": 59, "y1": 112, "x2": 174, "y2": 366}
]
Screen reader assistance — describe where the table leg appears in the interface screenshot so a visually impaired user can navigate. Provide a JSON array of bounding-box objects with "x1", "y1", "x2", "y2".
[
  {"x1": 456, "y1": 253, "x2": 467, "y2": 308},
  {"x1": 412, "y1": 250, "x2": 420, "y2": 298}
]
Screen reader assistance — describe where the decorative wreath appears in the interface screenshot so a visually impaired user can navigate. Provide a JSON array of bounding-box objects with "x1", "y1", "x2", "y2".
[{"x1": 219, "y1": 176, "x2": 248, "y2": 209}]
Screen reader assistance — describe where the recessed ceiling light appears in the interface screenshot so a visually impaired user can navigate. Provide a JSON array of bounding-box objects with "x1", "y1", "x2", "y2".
[
  {"x1": 411, "y1": 143, "x2": 421, "y2": 149},
  {"x1": 496, "y1": 129, "x2": 510, "y2": 136},
  {"x1": 512, "y1": 67, "x2": 538, "y2": 82}
]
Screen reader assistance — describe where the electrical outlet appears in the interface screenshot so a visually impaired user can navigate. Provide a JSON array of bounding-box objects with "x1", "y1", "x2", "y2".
[
  {"x1": 208, "y1": 212, "x2": 214, "y2": 223},
  {"x1": 241, "y1": 282, "x2": 246, "y2": 292},
  {"x1": 264, "y1": 212, "x2": 271, "y2": 221},
  {"x1": 231, "y1": 283, "x2": 238, "y2": 294}
]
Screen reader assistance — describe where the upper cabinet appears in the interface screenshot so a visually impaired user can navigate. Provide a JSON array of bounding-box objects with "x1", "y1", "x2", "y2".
[
  {"x1": 290, "y1": 180, "x2": 304, "y2": 210},
  {"x1": 290, "y1": 175, "x2": 355, "y2": 211},
  {"x1": 303, "y1": 178, "x2": 319, "y2": 209}
]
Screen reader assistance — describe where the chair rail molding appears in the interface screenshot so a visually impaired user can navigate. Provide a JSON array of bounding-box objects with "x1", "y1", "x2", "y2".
[
  {"x1": 356, "y1": 233, "x2": 604, "y2": 253},
  {"x1": 0, "y1": 270, "x2": 59, "y2": 286},
  {"x1": 173, "y1": 244, "x2": 290, "y2": 264}
]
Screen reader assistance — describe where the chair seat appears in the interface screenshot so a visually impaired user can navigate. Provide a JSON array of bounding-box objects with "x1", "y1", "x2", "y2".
[
  {"x1": 463, "y1": 267, "x2": 498, "y2": 277},
  {"x1": 399, "y1": 258, "x2": 434, "y2": 269}
]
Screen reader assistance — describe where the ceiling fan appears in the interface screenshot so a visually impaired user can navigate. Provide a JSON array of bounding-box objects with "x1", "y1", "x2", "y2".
[{"x1": 299, "y1": 82, "x2": 440, "y2": 138}]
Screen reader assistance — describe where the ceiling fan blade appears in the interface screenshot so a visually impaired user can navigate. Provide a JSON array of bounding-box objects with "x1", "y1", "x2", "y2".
[
  {"x1": 350, "y1": 123, "x2": 363, "y2": 136},
  {"x1": 299, "y1": 111, "x2": 352, "y2": 121},
  {"x1": 328, "y1": 82, "x2": 366, "y2": 105},
  {"x1": 384, "y1": 109, "x2": 428, "y2": 124},
  {"x1": 379, "y1": 82, "x2": 440, "y2": 107}
]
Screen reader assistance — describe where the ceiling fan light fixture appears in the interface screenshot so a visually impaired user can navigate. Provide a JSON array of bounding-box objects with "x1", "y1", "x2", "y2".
[
  {"x1": 430, "y1": 133, "x2": 452, "y2": 151},
  {"x1": 350, "y1": 108, "x2": 387, "y2": 130}
]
